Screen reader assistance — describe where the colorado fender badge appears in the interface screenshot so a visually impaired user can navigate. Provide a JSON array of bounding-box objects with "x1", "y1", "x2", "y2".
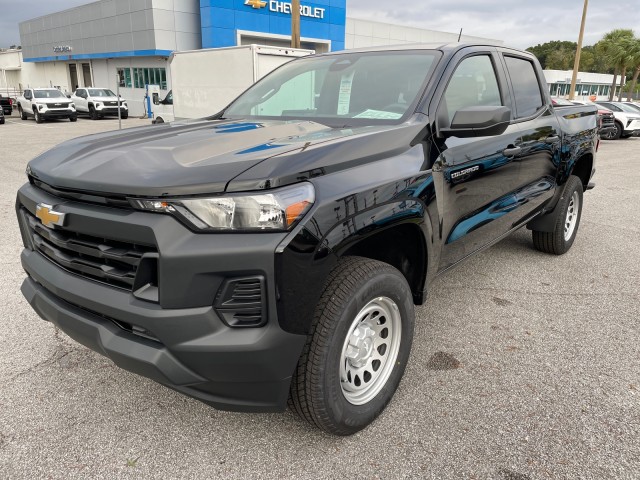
[{"x1": 35, "y1": 203, "x2": 66, "y2": 228}]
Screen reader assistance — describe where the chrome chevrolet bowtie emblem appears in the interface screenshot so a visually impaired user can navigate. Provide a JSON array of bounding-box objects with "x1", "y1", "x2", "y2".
[{"x1": 35, "y1": 203, "x2": 66, "y2": 228}]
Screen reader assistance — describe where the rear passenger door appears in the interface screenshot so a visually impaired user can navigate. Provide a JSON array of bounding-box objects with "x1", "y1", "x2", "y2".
[
  {"x1": 429, "y1": 48, "x2": 523, "y2": 270},
  {"x1": 499, "y1": 51, "x2": 560, "y2": 218}
]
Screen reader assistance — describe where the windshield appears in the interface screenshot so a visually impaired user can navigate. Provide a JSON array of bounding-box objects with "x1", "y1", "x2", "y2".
[
  {"x1": 224, "y1": 50, "x2": 439, "y2": 126},
  {"x1": 34, "y1": 90, "x2": 65, "y2": 99},
  {"x1": 612, "y1": 102, "x2": 640, "y2": 113},
  {"x1": 621, "y1": 102, "x2": 640, "y2": 113},
  {"x1": 88, "y1": 88, "x2": 116, "y2": 97}
]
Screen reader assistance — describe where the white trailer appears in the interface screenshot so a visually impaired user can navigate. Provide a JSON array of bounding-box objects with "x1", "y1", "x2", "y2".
[{"x1": 153, "y1": 44, "x2": 314, "y2": 123}]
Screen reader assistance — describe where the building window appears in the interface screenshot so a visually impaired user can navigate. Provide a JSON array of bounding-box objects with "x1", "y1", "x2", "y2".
[
  {"x1": 117, "y1": 68, "x2": 132, "y2": 88},
  {"x1": 132, "y1": 67, "x2": 167, "y2": 89}
]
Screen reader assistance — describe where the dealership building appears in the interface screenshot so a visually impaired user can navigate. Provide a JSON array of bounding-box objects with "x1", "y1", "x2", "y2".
[{"x1": 4, "y1": 0, "x2": 501, "y2": 115}]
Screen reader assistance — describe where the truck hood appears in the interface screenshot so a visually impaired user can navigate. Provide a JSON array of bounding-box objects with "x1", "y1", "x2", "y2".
[{"x1": 28, "y1": 118, "x2": 424, "y2": 197}]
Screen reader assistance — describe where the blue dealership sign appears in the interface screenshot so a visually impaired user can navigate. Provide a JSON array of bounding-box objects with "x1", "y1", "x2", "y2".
[{"x1": 200, "y1": 0, "x2": 346, "y2": 51}]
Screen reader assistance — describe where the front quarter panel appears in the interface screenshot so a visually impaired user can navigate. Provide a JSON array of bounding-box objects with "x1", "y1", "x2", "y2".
[{"x1": 274, "y1": 139, "x2": 438, "y2": 335}]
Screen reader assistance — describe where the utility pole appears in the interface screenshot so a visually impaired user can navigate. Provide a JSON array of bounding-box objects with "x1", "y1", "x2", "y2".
[
  {"x1": 291, "y1": 0, "x2": 301, "y2": 48},
  {"x1": 568, "y1": 0, "x2": 588, "y2": 100}
]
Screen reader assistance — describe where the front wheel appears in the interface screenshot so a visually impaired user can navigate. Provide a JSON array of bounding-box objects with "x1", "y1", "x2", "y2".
[
  {"x1": 19, "y1": 106, "x2": 27, "y2": 121},
  {"x1": 34, "y1": 109, "x2": 43, "y2": 124},
  {"x1": 532, "y1": 175, "x2": 583, "y2": 255},
  {"x1": 69, "y1": 115, "x2": 77, "y2": 122},
  {"x1": 605, "y1": 122, "x2": 622, "y2": 140},
  {"x1": 89, "y1": 105, "x2": 99, "y2": 120},
  {"x1": 121, "y1": 112, "x2": 128, "y2": 119},
  {"x1": 289, "y1": 257, "x2": 415, "y2": 435}
]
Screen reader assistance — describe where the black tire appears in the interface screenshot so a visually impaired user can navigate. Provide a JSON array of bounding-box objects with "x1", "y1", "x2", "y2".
[
  {"x1": 19, "y1": 106, "x2": 27, "y2": 120},
  {"x1": 289, "y1": 256, "x2": 415, "y2": 435},
  {"x1": 532, "y1": 175, "x2": 583, "y2": 255},
  {"x1": 70, "y1": 115, "x2": 77, "y2": 122},
  {"x1": 89, "y1": 105, "x2": 98, "y2": 120},
  {"x1": 0, "y1": 116, "x2": 4, "y2": 125},
  {"x1": 155, "y1": 117, "x2": 164, "y2": 124},
  {"x1": 34, "y1": 109, "x2": 43, "y2": 124},
  {"x1": 608, "y1": 122, "x2": 622, "y2": 140},
  {"x1": 121, "y1": 112, "x2": 128, "y2": 119}
]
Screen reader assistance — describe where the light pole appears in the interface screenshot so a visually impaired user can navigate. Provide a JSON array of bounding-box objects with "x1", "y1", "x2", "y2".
[
  {"x1": 291, "y1": 0, "x2": 301, "y2": 48},
  {"x1": 569, "y1": 0, "x2": 588, "y2": 100}
]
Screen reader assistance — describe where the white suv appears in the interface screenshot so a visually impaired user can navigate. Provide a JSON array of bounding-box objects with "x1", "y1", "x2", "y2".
[
  {"x1": 71, "y1": 88, "x2": 128, "y2": 120},
  {"x1": 594, "y1": 101, "x2": 640, "y2": 139}
]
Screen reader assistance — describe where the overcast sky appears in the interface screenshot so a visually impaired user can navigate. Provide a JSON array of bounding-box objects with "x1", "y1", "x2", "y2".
[{"x1": 1, "y1": 0, "x2": 639, "y2": 49}]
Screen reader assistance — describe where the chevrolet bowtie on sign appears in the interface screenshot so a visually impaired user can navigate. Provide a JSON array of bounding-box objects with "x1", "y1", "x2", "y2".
[{"x1": 35, "y1": 204, "x2": 66, "y2": 228}]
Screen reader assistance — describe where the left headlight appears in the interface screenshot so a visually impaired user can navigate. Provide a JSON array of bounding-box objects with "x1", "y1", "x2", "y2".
[{"x1": 129, "y1": 182, "x2": 315, "y2": 232}]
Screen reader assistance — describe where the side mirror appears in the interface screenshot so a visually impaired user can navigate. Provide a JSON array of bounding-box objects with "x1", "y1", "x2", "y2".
[
  {"x1": 66, "y1": 94, "x2": 71, "y2": 99},
  {"x1": 440, "y1": 106, "x2": 511, "y2": 138}
]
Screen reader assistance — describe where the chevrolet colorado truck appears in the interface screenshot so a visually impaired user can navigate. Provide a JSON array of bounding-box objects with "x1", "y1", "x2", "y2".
[
  {"x1": 16, "y1": 44, "x2": 597, "y2": 435},
  {"x1": 17, "y1": 88, "x2": 77, "y2": 123},
  {"x1": 71, "y1": 87, "x2": 128, "y2": 120}
]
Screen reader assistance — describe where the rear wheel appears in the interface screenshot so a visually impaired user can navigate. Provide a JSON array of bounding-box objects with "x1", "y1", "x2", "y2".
[
  {"x1": 289, "y1": 257, "x2": 415, "y2": 435},
  {"x1": 532, "y1": 175, "x2": 583, "y2": 255}
]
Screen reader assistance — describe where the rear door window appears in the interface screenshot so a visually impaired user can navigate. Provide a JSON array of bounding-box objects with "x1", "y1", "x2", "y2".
[{"x1": 504, "y1": 56, "x2": 543, "y2": 118}]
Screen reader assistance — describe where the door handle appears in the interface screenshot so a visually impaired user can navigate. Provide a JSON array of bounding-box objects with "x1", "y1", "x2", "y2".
[
  {"x1": 502, "y1": 146, "x2": 522, "y2": 157},
  {"x1": 544, "y1": 135, "x2": 560, "y2": 144}
]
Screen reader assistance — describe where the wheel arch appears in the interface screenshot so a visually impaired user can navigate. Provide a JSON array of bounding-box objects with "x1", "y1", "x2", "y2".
[
  {"x1": 341, "y1": 222, "x2": 428, "y2": 305},
  {"x1": 570, "y1": 152, "x2": 593, "y2": 191}
]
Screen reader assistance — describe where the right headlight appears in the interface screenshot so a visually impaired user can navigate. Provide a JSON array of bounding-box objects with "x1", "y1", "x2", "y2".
[{"x1": 130, "y1": 182, "x2": 315, "y2": 232}]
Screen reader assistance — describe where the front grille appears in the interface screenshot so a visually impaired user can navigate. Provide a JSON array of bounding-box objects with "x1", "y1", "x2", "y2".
[
  {"x1": 599, "y1": 113, "x2": 615, "y2": 126},
  {"x1": 49, "y1": 102, "x2": 70, "y2": 108},
  {"x1": 22, "y1": 208, "x2": 156, "y2": 290},
  {"x1": 105, "y1": 101, "x2": 119, "y2": 106}
]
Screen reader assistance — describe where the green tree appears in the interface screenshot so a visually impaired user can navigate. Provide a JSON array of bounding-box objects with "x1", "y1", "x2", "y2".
[
  {"x1": 597, "y1": 29, "x2": 635, "y2": 100},
  {"x1": 527, "y1": 41, "x2": 577, "y2": 69},
  {"x1": 624, "y1": 38, "x2": 640, "y2": 100}
]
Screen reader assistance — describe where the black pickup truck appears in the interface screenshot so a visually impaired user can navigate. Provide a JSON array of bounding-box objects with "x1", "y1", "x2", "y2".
[
  {"x1": 16, "y1": 44, "x2": 597, "y2": 435},
  {"x1": 0, "y1": 94, "x2": 12, "y2": 116}
]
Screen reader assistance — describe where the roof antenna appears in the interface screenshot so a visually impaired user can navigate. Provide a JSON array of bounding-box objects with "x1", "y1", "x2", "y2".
[{"x1": 457, "y1": 28, "x2": 463, "y2": 42}]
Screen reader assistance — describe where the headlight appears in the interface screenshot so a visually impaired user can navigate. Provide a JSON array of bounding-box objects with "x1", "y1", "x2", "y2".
[
  {"x1": 95, "y1": 102, "x2": 103, "y2": 108},
  {"x1": 129, "y1": 183, "x2": 315, "y2": 232},
  {"x1": 36, "y1": 103, "x2": 46, "y2": 110}
]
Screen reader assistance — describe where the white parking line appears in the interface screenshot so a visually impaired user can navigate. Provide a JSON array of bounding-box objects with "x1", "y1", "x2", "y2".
[{"x1": 5, "y1": 119, "x2": 54, "y2": 128}]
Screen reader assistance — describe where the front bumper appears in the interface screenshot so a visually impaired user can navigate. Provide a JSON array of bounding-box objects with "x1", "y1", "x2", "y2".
[
  {"x1": 16, "y1": 182, "x2": 306, "y2": 412},
  {"x1": 624, "y1": 119, "x2": 640, "y2": 135},
  {"x1": 96, "y1": 106, "x2": 128, "y2": 116},
  {"x1": 40, "y1": 107, "x2": 76, "y2": 119}
]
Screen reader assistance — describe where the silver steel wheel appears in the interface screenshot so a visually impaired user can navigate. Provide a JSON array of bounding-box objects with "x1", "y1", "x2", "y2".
[
  {"x1": 339, "y1": 296, "x2": 402, "y2": 405},
  {"x1": 564, "y1": 190, "x2": 580, "y2": 241}
]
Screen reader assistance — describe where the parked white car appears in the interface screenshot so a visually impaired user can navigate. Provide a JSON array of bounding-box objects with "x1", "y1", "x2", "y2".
[
  {"x1": 17, "y1": 88, "x2": 77, "y2": 123},
  {"x1": 71, "y1": 87, "x2": 128, "y2": 120},
  {"x1": 594, "y1": 101, "x2": 640, "y2": 139}
]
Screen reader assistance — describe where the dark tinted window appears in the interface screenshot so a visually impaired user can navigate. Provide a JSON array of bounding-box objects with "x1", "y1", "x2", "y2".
[
  {"x1": 441, "y1": 55, "x2": 502, "y2": 124},
  {"x1": 504, "y1": 56, "x2": 543, "y2": 118}
]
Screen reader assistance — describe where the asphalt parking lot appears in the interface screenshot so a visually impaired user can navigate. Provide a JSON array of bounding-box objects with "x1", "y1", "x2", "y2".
[{"x1": 0, "y1": 112, "x2": 638, "y2": 479}]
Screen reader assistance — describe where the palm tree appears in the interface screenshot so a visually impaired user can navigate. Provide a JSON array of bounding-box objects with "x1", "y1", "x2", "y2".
[
  {"x1": 598, "y1": 29, "x2": 634, "y2": 100},
  {"x1": 625, "y1": 38, "x2": 640, "y2": 101}
]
